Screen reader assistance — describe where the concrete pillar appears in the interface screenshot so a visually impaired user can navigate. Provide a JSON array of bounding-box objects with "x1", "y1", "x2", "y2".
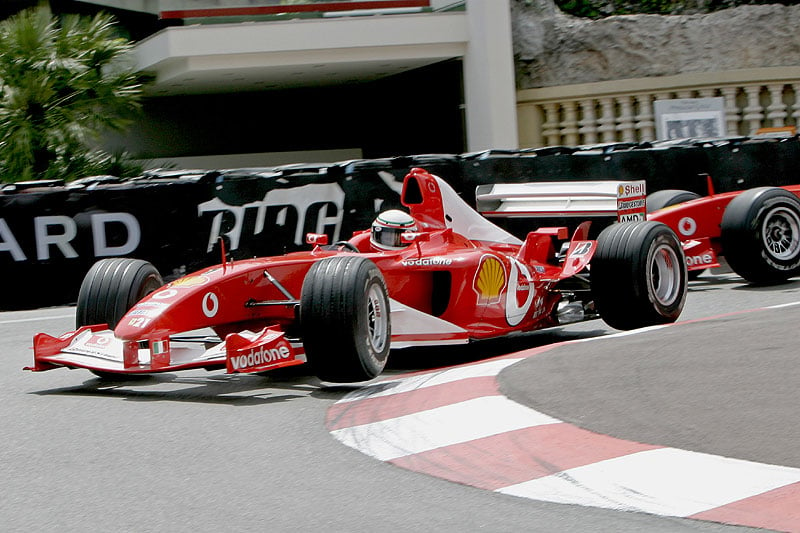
[{"x1": 462, "y1": 0, "x2": 519, "y2": 151}]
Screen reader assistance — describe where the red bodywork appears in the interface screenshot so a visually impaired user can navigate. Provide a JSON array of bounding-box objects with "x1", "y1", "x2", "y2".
[
  {"x1": 647, "y1": 184, "x2": 800, "y2": 271},
  {"x1": 29, "y1": 168, "x2": 598, "y2": 376}
]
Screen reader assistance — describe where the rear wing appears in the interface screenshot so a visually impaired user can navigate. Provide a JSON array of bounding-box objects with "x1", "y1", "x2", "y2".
[{"x1": 476, "y1": 180, "x2": 646, "y2": 222}]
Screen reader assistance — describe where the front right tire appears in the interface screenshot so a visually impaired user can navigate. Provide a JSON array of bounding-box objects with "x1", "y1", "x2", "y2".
[{"x1": 299, "y1": 256, "x2": 390, "y2": 383}]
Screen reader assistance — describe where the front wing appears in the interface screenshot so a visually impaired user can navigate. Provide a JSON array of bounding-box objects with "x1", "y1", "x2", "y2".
[
  {"x1": 29, "y1": 325, "x2": 306, "y2": 375},
  {"x1": 27, "y1": 298, "x2": 471, "y2": 375}
]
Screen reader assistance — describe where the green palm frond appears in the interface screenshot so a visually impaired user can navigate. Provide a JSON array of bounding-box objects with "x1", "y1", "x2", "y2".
[{"x1": 0, "y1": 5, "x2": 150, "y2": 183}]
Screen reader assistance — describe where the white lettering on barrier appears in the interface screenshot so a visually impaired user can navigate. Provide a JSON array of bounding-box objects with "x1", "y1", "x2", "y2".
[
  {"x1": 0, "y1": 219, "x2": 26, "y2": 261},
  {"x1": 0, "y1": 213, "x2": 141, "y2": 262},
  {"x1": 198, "y1": 183, "x2": 346, "y2": 253},
  {"x1": 35, "y1": 216, "x2": 78, "y2": 260},
  {"x1": 92, "y1": 212, "x2": 141, "y2": 257}
]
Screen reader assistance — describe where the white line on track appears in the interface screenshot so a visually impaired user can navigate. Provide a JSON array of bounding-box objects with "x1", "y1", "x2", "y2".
[{"x1": 0, "y1": 314, "x2": 74, "y2": 325}]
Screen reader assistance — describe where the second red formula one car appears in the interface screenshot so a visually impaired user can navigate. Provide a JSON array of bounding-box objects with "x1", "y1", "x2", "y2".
[
  {"x1": 646, "y1": 180, "x2": 800, "y2": 284},
  {"x1": 29, "y1": 168, "x2": 687, "y2": 383}
]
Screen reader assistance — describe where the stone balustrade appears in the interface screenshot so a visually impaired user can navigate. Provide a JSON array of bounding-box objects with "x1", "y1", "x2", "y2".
[{"x1": 516, "y1": 67, "x2": 800, "y2": 148}]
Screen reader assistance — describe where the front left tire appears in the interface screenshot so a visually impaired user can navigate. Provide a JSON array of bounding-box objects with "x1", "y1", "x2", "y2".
[{"x1": 76, "y1": 258, "x2": 163, "y2": 330}]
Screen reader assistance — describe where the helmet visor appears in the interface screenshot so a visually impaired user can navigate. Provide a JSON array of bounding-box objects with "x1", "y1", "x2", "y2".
[{"x1": 372, "y1": 225, "x2": 406, "y2": 249}]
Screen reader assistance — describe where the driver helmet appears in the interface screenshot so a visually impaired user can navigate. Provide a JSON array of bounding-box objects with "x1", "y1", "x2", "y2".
[{"x1": 370, "y1": 209, "x2": 417, "y2": 251}]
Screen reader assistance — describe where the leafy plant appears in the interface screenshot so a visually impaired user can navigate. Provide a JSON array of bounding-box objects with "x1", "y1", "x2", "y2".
[{"x1": 0, "y1": 6, "x2": 150, "y2": 183}]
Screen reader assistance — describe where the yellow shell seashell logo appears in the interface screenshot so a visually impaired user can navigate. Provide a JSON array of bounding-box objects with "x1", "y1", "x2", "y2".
[
  {"x1": 474, "y1": 256, "x2": 506, "y2": 300},
  {"x1": 170, "y1": 275, "x2": 209, "y2": 288}
]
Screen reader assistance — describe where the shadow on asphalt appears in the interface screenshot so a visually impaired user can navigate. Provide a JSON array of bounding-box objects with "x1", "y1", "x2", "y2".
[{"x1": 29, "y1": 324, "x2": 610, "y2": 405}]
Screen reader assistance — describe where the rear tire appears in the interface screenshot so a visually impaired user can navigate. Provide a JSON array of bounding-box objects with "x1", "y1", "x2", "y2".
[
  {"x1": 647, "y1": 190, "x2": 704, "y2": 280},
  {"x1": 720, "y1": 187, "x2": 800, "y2": 284},
  {"x1": 646, "y1": 189, "x2": 701, "y2": 213},
  {"x1": 300, "y1": 256, "x2": 390, "y2": 383},
  {"x1": 592, "y1": 221, "x2": 687, "y2": 330}
]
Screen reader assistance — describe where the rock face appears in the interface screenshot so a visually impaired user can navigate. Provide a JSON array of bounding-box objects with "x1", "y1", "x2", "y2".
[{"x1": 512, "y1": 0, "x2": 800, "y2": 89}]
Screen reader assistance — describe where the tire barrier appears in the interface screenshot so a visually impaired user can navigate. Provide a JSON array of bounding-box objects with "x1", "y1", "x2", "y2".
[{"x1": 2, "y1": 136, "x2": 799, "y2": 310}]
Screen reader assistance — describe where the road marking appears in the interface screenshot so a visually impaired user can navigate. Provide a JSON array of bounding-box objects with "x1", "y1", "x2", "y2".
[
  {"x1": 498, "y1": 447, "x2": 800, "y2": 518},
  {"x1": 328, "y1": 305, "x2": 800, "y2": 530},
  {"x1": 0, "y1": 314, "x2": 74, "y2": 325},
  {"x1": 331, "y1": 395, "x2": 559, "y2": 461}
]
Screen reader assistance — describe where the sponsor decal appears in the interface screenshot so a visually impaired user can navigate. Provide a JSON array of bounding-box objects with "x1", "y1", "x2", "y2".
[
  {"x1": 400, "y1": 257, "x2": 453, "y2": 267},
  {"x1": 229, "y1": 344, "x2": 291, "y2": 372},
  {"x1": 127, "y1": 308, "x2": 161, "y2": 318},
  {"x1": 135, "y1": 301, "x2": 168, "y2": 309},
  {"x1": 617, "y1": 181, "x2": 646, "y2": 222},
  {"x1": 618, "y1": 199, "x2": 646, "y2": 211},
  {"x1": 127, "y1": 317, "x2": 151, "y2": 329},
  {"x1": 619, "y1": 182, "x2": 646, "y2": 197},
  {"x1": 153, "y1": 289, "x2": 178, "y2": 300},
  {"x1": 678, "y1": 217, "x2": 697, "y2": 237},
  {"x1": 171, "y1": 275, "x2": 209, "y2": 288},
  {"x1": 66, "y1": 331, "x2": 121, "y2": 361},
  {"x1": 687, "y1": 253, "x2": 714, "y2": 267},
  {"x1": 571, "y1": 242, "x2": 593, "y2": 256},
  {"x1": 198, "y1": 182, "x2": 345, "y2": 253},
  {"x1": 505, "y1": 258, "x2": 536, "y2": 327},
  {"x1": 474, "y1": 255, "x2": 506, "y2": 301},
  {"x1": 202, "y1": 292, "x2": 219, "y2": 318},
  {"x1": 85, "y1": 334, "x2": 112, "y2": 349}
]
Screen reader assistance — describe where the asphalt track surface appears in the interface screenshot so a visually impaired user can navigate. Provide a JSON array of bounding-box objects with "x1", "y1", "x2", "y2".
[{"x1": 3, "y1": 268, "x2": 799, "y2": 532}]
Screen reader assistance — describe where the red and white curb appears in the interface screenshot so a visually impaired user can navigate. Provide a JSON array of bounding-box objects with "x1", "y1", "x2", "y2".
[{"x1": 326, "y1": 315, "x2": 800, "y2": 531}]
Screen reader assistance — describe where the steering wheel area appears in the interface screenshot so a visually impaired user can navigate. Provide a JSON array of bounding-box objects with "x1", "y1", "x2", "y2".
[{"x1": 333, "y1": 241, "x2": 360, "y2": 253}]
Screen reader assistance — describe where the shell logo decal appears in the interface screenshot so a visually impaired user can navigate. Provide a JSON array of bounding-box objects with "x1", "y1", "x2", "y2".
[
  {"x1": 170, "y1": 275, "x2": 210, "y2": 288},
  {"x1": 474, "y1": 255, "x2": 506, "y2": 302}
]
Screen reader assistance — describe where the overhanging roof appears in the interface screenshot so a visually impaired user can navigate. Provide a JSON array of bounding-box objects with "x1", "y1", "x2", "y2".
[{"x1": 133, "y1": 11, "x2": 468, "y2": 95}]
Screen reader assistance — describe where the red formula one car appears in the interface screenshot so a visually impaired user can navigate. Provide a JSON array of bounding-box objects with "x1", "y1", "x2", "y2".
[
  {"x1": 28, "y1": 168, "x2": 687, "y2": 383},
  {"x1": 646, "y1": 180, "x2": 800, "y2": 283}
]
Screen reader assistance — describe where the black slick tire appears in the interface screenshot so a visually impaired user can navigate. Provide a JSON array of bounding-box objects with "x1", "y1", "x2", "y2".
[
  {"x1": 646, "y1": 189, "x2": 701, "y2": 213},
  {"x1": 647, "y1": 189, "x2": 705, "y2": 280},
  {"x1": 299, "y1": 256, "x2": 390, "y2": 383},
  {"x1": 592, "y1": 221, "x2": 687, "y2": 330},
  {"x1": 76, "y1": 258, "x2": 163, "y2": 330},
  {"x1": 720, "y1": 187, "x2": 800, "y2": 284}
]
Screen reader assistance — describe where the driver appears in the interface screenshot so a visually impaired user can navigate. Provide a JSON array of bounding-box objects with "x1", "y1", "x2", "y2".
[{"x1": 370, "y1": 209, "x2": 417, "y2": 251}]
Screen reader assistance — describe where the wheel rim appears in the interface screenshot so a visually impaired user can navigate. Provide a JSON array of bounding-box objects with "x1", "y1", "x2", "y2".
[
  {"x1": 761, "y1": 206, "x2": 800, "y2": 261},
  {"x1": 366, "y1": 284, "x2": 388, "y2": 353},
  {"x1": 649, "y1": 243, "x2": 683, "y2": 306}
]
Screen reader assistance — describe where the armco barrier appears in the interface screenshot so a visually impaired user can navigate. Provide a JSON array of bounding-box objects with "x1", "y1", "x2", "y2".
[{"x1": 2, "y1": 137, "x2": 798, "y2": 310}]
